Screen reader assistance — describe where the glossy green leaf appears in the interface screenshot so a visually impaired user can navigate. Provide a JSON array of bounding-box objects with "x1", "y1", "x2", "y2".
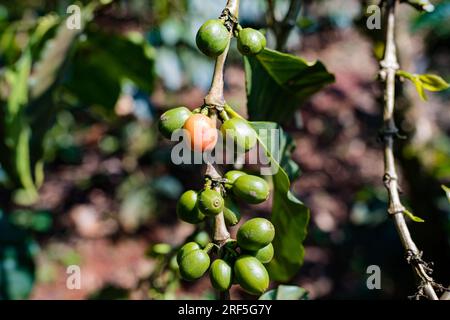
[
  {"x1": 244, "y1": 48, "x2": 334, "y2": 123},
  {"x1": 249, "y1": 120, "x2": 309, "y2": 282},
  {"x1": 259, "y1": 285, "x2": 308, "y2": 300}
]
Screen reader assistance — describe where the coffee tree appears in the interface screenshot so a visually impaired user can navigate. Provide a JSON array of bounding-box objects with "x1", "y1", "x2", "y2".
[{"x1": 157, "y1": 0, "x2": 333, "y2": 298}]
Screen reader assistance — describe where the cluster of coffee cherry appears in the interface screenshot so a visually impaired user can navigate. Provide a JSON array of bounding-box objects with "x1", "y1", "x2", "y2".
[
  {"x1": 157, "y1": 10, "x2": 273, "y2": 296},
  {"x1": 171, "y1": 170, "x2": 273, "y2": 295},
  {"x1": 177, "y1": 217, "x2": 274, "y2": 295},
  {"x1": 196, "y1": 16, "x2": 266, "y2": 58}
]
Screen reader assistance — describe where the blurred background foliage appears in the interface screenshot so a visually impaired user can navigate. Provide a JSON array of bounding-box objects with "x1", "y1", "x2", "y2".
[{"x1": 0, "y1": 0, "x2": 449, "y2": 300}]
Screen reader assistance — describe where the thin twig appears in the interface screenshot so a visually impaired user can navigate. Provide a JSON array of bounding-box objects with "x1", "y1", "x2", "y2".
[
  {"x1": 380, "y1": 0, "x2": 438, "y2": 300},
  {"x1": 266, "y1": 0, "x2": 276, "y2": 28},
  {"x1": 266, "y1": 0, "x2": 302, "y2": 51}
]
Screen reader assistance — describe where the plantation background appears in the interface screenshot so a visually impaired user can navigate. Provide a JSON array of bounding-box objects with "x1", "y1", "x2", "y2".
[{"x1": 0, "y1": 0, "x2": 449, "y2": 299}]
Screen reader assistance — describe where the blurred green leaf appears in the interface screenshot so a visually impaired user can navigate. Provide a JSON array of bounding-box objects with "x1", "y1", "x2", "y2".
[
  {"x1": 0, "y1": 211, "x2": 36, "y2": 300},
  {"x1": 245, "y1": 48, "x2": 334, "y2": 123},
  {"x1": 397, "y1": 70, "x2": 449, "y2": 101},
  {"x1": 88, "y1": 284, "x2": 129, "y2": 300},
  {"x1": 65, "y1": 30, "x2": 155, "y2": 110},
  {"x1": 10, "y1": 210, "x2": 52, "y2": 232},
  {"x1": 151, "y1": 175, "x2": 183, "y2": 200},
  {"x1": 249, "y1": 121, "x2": 309, "y2": 282},
  {"x1": 259, "y1": 285, "x2": 308, "y2": 300},
  {"x1": 119, "y1": 185, "x2": 157, "y2": 232},
  {"x1": 412, "y1": 0, "x2": 450, "y2": 39},
  {"x1": 418, "y1": 74, "x2": 450, "y2": 91}
]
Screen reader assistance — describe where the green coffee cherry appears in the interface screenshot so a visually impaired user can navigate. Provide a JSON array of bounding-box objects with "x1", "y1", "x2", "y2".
[
  {"x1": 177, "y1": 190, "x2": 205, "y2": 224},
  {"x1": 209, "y1": 259, "x2": 233, "y2": 291},
  {"x1": 193, "y1": 231, "x2": 210, "y2": 248},
  {"x1": 179, "y1": 249, "x2": 210, "y2": 281},
  {"x1": 246, "y1": 243, "x2": 274, "y2": 264},
  {"x1": 158, "y1": 107, "x2": 192, "y2": 139},
  {"x1": 198, "y1": 189, "x2": 224, "y2": 216},
  {"x1": 237, "y1": 218, "x2": 275, "y2": 251},
  {"x1": 169, "y1": 255, "x2": 179, "y2": 271},
  {"x1": 234, "y1": 255, "x2": 269, "y2": 295},
  {"x1": 224, "y1": 170, "x2": 247, "y2": 190},
  {"x1": 177, "y1": 242, "x2": 201, "y2": 263},
  {"x1": 223, "y1": 197, "x2": 241, "y2": 226},
  {"x1": 237, "y1": 28, "x2": 266, "y2": 56},
  {"x1": 221, "y1": 118, "x2": 257, "y2": 152},
  {"x1": 232, "y1": 175, "x2": 269, "y2": 204},
  {"x1": 196, "y1": 19, "x2": 229, "y2": 57}
]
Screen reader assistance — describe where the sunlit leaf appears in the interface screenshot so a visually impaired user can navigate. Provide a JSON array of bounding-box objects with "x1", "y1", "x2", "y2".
[
  {"x1": 245, "y1": 48, "x2": 334, "y2": 123},
  {"x1": 248, "y1": 120, "x2": 309, "y2": 282}
]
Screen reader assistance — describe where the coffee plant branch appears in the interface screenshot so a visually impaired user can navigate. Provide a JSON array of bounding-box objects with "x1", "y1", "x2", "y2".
[
  {"x1": 203, "y1": 0, "x2": 240, "y2": 246},
  {"x1": 204, "y1": 0, "x2": 239, "y2": 108},
  {"x1": 266, "y1": 0, "x2": 302, "y2": 51},
  {"x1": 380, "y1": 0, "x2": 438, "y2": 300}
]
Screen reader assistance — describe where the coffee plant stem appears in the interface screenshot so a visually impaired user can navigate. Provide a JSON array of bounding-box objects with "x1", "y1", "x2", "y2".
[
  {"x1": 205, "y1": 161, "x2": 230, "y2": 244},
  {"x1": 202, "y1": 0, "x2": 240, "y2": 246},
  {"x1": 204, "y1": 0, "x2": 240, "y2": 108},
  {"x1": 380, "y1": 0, "x2": 438, "y2": 300},
  {"x1": 200, "y1": 0, "x2": 241, "y2": 301},
  {"x1": 266, "y1": 0, "x2": 302, "y2": 51}
]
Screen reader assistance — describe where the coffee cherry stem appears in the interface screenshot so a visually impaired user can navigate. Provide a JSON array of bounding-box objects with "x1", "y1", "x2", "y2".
[
  {"x1": 205, "y1": 163, "x2": 230, "y2": 245},
  {"x1": 200, "y1": 107, "x2": 209, "y2": 116},
  {"x1": 204, "y1": 0, "x2": 239, "y2": 109},
  {"x1": 204, "y1": 242, "x2": 217, "y2": 254},
  {"x1": 219, "y1": 109, "x2": 230, "y2": 122},
  {"x1": 224, "y1": 104, "x2": 244, "y2": 120}
]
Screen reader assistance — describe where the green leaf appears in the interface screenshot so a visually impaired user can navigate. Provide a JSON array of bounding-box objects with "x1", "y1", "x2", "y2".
[
  {"x1": 259, "y1": 285, "x2": 308, "y2": 300},
  {"x1": 65, "y1": 30, "x2": 155, "y2": 110},
  {"x1": 87, "y1": 31, "x2": 156, "y2": 93},
  {"x1": 0, "y1": 211, "x2": 37, "y2": 300},
  {"x1": 397, "y1": 70, "x2": 427, "y2": 100},
  {"x1": 403, "y1": 209, "x2": 425, "y2": 223},
  {"x1": 442, "y1": 185, "x2": 450, "y2": 203},
  {"x1": 29, "y1": 15, "x2": 83, "y2": 99},
  {"x1": 1, "y1": 50, "x2": 37, "y2": 193},
  {"x1": 417, "y1": 74, "x2": 450, "y2": 92},
  {"x1": 245, "y1": 48, "x2": 334, "y2": 123},
  {"x1": 397, "y1": 70, "x2": 449, "y2": 101},
  {"x1": 248, "y1": 119, "x2": 309, "y2": 282},
  {"x1": 16, "y1": 126, "x2": 37, "y2": 197}
]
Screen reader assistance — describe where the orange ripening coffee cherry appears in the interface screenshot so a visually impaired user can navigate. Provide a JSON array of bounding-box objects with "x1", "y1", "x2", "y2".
[{"x1": 183, "y1": 114, "x2": 218, "y2": 152}]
